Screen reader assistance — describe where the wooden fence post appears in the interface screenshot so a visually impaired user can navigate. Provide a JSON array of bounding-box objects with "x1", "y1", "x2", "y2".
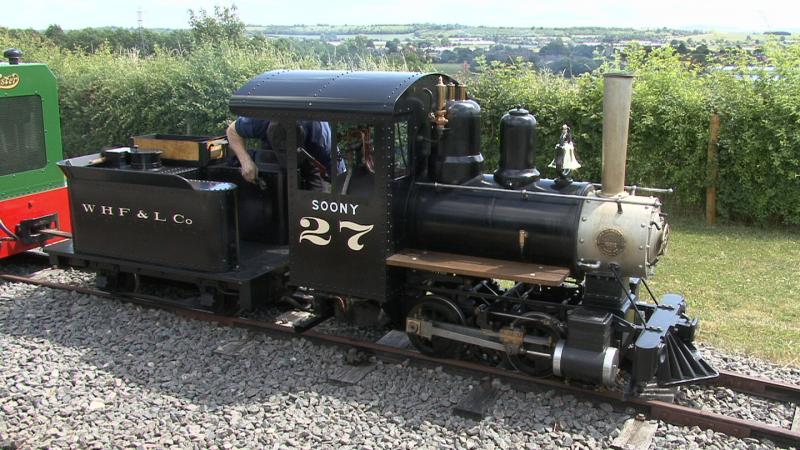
[{"x1": 706, "y1": 113, "x2": 720, "y2": 225}]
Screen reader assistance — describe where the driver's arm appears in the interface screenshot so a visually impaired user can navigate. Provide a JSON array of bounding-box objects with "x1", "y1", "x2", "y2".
[{"x1": 226, "y1": 121, "x2": 258, "y2": 183}]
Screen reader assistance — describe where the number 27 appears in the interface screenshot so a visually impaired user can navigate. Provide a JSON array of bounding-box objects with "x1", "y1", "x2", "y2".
[{"x1": 299, "y1": 217, "x2": 374, "y2": 251}]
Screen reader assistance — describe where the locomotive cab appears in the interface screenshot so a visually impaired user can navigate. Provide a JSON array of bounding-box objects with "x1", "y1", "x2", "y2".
[{"x1": 229, "y1": 70, "x2": 447, "y2": 303}]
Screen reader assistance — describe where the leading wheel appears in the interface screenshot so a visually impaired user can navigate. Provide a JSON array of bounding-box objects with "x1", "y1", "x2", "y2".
[
  {"x1": 506, "y1": 312, "x2": 564, "y2": 377},
  {"x1": 406, "y1": 295, "x2": 466, "y2": 358}
]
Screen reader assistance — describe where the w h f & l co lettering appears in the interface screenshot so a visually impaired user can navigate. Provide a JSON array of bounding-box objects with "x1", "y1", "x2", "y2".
[{"x1": 80, "y1": 203, "x2": 193, "y2": 225}]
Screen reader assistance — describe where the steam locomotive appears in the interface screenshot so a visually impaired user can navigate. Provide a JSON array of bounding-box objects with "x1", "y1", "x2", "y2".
[{"x1": 44, "y1": 69, "x2": 717, "y2": 394}]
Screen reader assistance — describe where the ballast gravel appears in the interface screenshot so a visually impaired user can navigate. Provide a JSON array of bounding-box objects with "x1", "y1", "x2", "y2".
[{"x1": 0, "y1": 267, "x2": 798, "y2": 450}]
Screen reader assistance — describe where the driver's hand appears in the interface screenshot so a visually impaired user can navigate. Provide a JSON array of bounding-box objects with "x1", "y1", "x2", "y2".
[{"x1": 240, "y1": 159, "x2": 258, "y2": 183}]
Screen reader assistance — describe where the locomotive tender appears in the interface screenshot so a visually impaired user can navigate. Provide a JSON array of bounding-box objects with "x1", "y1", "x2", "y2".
[{"x1": 46, "y1": 69, "x2": 717, "y2": 393}]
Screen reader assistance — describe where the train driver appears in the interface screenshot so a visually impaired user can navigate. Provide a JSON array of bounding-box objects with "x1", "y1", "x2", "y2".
[{"x1": 226, "y1": 117, "x2": 345, "y2": 192}]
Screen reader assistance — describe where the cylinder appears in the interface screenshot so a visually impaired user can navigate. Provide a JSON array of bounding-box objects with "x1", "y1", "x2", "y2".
[
  {"x1": 553, "y1": 342, "x2": 619, "y2": 386},
  {"x1": 600, "y1": 73, "x2": 634, "y2": 197},
  {"x1": 494, "y1": 106, "x2": 539, "y2": 189},
  {"x1": 433, "y1": 100, "x2": 484, "y2": 184}
]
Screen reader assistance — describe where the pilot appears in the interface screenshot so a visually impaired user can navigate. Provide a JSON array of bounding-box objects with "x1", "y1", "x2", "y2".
[{"x1": 226, "y1": 117, "x2": 344, "y2": 191}]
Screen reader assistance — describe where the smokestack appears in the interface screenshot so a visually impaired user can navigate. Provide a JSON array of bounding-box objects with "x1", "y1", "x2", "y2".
[{"x1": 600, "y1": 73, "x2": 634, "y2": 197}]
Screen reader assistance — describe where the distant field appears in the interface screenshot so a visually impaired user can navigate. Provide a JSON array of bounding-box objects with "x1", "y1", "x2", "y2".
[
  {"x1": 681, "y1": 31, "x2": 798, "y2": 44},
  {"x1": 683, "y1": 31, "x2": 753, "y2": 42},
  {"x1": 433, "y1": 63, "x2": 468, "y2": 78},
  {"x1": 647, "y1": 218, "x2": 800, "y2": 365},
  {"x1": 263, "y1": 33, "x2": 416, "y2": 42}
]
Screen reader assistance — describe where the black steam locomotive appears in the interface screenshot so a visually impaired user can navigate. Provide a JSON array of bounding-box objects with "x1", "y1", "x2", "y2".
[{"x1": 46, "y1": 70, "x2": 717, "y2": 394}]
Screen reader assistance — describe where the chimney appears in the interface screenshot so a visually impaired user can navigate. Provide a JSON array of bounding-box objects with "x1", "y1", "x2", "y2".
[{"x1": 600, "y1": 73, "x2": 634, "y2": 197}]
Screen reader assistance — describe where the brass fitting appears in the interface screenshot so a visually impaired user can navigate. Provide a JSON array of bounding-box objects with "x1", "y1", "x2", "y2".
[
  {"x1": 457, "y1": 84, "x2": 467, "y2": 101},
  {"x1": 433, "y1": 76, "x2": 449, "y2": 129},
  {"x1": 435, "y1": 76, "x2": 446, "y2": 111}
]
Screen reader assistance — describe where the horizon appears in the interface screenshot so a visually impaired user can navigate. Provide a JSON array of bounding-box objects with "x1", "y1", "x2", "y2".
[
  {"x1": 3, "y1": 0, "x2": 799, "y2": 34},
  {"x1": 14, "y1": 23, "x2": 717, "y2": 33}
]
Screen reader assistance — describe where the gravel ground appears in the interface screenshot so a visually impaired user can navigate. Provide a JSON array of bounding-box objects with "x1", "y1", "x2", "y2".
[
  {"x1": 0, "y1": 253, "x2": 50, "y2": 276},
  {"x1": 699, "y1": 343, "x2": 800, "y2": 386},
  {"x1": 0, "y1": 266, "x2": 798, "y2": 450}
]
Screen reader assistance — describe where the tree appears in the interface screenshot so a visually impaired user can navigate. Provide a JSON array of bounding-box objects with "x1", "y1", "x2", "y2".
[
  {"x1": 690, "y1": 44, "x2": 710, "y2": 65},
  {"x1": 188, "y1": 5, "x2": 245, "y2": 46},
  {"x1": 340, "y1": 35, "x2": 373, "y2": 55},
  {"x1": 539, "y1": 38, "x2": 568, "y2": 56},
  {"x1": 44, "y1": 24, "x2": 65, "y2": 44},
  {"x1": 572, "y1": 44, "x2": 597, "y2": 58},
  {"x1": 385, "y1": 38, "x2": 400, "y2": 53},
  {"x1": 670, "y1": 40, "x2": 689, "y2": 55}
]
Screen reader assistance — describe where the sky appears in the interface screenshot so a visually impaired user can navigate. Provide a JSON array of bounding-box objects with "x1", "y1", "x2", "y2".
[{"x1": 3, "y1": 0, "x2": 799, "y2": 33}]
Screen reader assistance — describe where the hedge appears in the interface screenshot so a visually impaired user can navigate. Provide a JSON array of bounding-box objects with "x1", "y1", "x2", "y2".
[
  {"x1": 3, "y1": 31, "x2": 799, "y2": 225},
  {"x1": 470, "y1": 45, "x2": 800, "y2": 225}
]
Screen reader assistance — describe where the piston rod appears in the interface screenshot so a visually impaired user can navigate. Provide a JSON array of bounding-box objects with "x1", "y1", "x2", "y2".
[{"x1": 406, "y1": 318, "x2": 552, "y2": 358}]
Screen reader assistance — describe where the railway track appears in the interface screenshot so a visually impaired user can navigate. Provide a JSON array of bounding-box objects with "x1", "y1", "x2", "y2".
[{"x1": 2, "y1": 270, "x2": 800, "y2": 447}]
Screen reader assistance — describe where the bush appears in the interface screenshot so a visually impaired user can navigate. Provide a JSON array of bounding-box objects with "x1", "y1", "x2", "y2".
[
  {"x1": 1, "y1": 30, "x2": 414, "y2": 157},
  {"x1": 709, "y1": 44, "x2": 800, "y2": 224},
  {"x1": 3, "y1": 27, "x2": 798, "y2": 225},
  {"x1": 471, "y1": 45, "x2": 800, "y2": 225},
  {"x1": 49, "y1": 43, "x2": 319, "y2": 154}
]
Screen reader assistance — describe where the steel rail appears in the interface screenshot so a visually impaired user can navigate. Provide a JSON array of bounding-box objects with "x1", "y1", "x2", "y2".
[
  {"x1": 2, "y1": 272, "x2": 799, "y2": 447},
  {"x1": 713, "y1": 370, "x2": 800, "y2": 404}
]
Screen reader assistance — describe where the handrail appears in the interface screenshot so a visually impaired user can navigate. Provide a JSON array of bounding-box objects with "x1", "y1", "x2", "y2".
[{"x1": 414, "y1": 181, "x2": 662, "y2": 207}]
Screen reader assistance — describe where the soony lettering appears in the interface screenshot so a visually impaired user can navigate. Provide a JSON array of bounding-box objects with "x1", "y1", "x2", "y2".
[
  {"x1": 311, "y1": 199, "x2": 360, "y2": 215},
  {"x1": 80, "y1": 203, "x2": 193, "y2": 225}
]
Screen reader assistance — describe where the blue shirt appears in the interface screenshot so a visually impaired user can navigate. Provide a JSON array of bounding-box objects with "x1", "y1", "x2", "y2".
[{"x1": 234, "y1": 117, "x2": 344, "y2": 174}]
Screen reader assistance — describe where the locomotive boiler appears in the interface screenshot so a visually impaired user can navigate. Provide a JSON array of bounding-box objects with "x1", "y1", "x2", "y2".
[
  {"x1": 47, "y1": 69, "x2": 716, "y2": 394},
  {"x1": 409, "y1": 75, "x2": 665, "y2": 280}
]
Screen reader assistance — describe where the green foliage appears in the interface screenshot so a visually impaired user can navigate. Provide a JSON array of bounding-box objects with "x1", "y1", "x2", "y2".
[
  {"x1": 472, "y1": 44, "x2": 800, "y2": 225},
  {"x1": 0, "y1": 24, "x2": 414, "y2": 159},
  {"x1": 49, "y1": 43, "x2": 318, "y2": 154},
  {"x1": 623, "y1": 45, "x2": 710, "y2": 208},
  {"x1": 3, "y1": 19, "x2": 798, "y2": 225},
  {"x1": 6, "y1": 25, "x2": 194, "y2": 55},
  {"x1": 707, "y1": 43, "x2": 800, "y2": 224},
  {"x1": 471, "y1": 59, "x2": 584, "y2": 173},
  {"x1": 188, "y1": 5, "x2": 246, "y2": 46}
]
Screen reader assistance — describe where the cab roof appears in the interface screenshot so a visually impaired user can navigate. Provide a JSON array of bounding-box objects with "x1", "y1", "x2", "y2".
[{"x1": 229, "y1": 69, "x2": 454, "y2": 122}]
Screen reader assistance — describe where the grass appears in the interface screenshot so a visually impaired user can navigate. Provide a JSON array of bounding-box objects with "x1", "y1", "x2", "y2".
[
  {"x1": 646, "y1": 217, "x2": 800, "y2": 365},
  {"x1": 433, "y1": 63, "x2": 470, "y2": 79}
]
